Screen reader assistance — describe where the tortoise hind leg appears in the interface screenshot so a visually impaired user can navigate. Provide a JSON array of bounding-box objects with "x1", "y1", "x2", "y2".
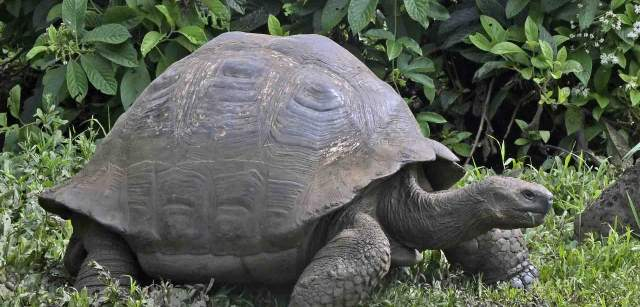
[
  {"x1": 443, "y1": 228, "x2": 539, "y2": 288},
  {"x1": 73, "y1": 219, "x2": 140, "y2": 293}
]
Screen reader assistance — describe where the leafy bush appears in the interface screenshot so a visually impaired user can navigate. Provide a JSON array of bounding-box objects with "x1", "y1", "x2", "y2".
[{"x1": 2, "y1": 0, "x2": 638, "y2": 164}]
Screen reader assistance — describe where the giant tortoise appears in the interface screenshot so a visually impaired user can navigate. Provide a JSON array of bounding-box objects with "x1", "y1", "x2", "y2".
[
  {"x1": 39, "y1": 32, "x2": 553, "y2": 306},
  {"x1": 575, "y1": 161, "x2": 640, "y2": 240}
]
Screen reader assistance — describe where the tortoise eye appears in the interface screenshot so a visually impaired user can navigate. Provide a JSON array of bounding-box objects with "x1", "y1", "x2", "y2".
[{"x1": 521, "y1": 190, "x2": 535, "y2": 200}]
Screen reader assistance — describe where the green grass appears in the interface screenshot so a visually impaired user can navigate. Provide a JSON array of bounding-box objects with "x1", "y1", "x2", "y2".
[{"x1": 2, "y1": 108, "x2": 640, "y2": 306}]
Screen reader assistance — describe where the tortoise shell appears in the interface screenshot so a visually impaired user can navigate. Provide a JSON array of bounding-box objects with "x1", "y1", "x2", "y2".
[{"x1": 39, "y1": 32, "x2": 463, "y2": 256}]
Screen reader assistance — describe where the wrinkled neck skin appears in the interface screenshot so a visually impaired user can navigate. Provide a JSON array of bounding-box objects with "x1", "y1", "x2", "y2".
[{"x1": 377, "y1": 167, "x2": 495, "y2": 250}]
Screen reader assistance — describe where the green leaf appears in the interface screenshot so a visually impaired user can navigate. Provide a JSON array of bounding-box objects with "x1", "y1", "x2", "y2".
[
  {"x1": 397, "y1": 37, "x2": 422, "y2": 56},
  {"x1": 66, "y1": 60, "x2": 88, "y2": 102},
  {"x1": 97, "y1": 42, "x2": 139, "y2": 67},
  {"x1": 348, "y1": 0, "x2": 378, "y2": 33},
  {"x1": 524, "y1": 16, "x2": 538, "y2": 42},
  {"x1": 490, "y1": 42, "x2": 525, "y2": 55},
  {"x1": 604, "y1": 121, "x2": 630, "y2": 160},
  {"x1": 557, "y1": 86, "x2": 570, "y2": 103},
  {"x1": 172, "y1": 36, "x2": 198, "y2": 52},
  {"x1": 480, "y1": 15, "x2": 506, "y2": 42},
  {"x1": 593, "y1": 65, "x2": 611, "y2": 93},
  {"x1": 468, "y1": 33, "x2": 492, "y2": 52},
  {"x1": 406, "y1": 73, "x2": 435, "y2": 101},
  {"x1": 81, "y1": 24, "x2": 131, "y2": 44},
  {"x1": 7, "y1": 85, "x2": 21, "y2": 119},
  {"x1": 553, "y1": 34, "x2": 569, "y2": 46},
  {"x1": 556, "y1": 47, "x2": 567, "y2": 63},
  {"x1": 177, "y1": 26, "x2": 207, "y2": 45},
  {"x1": 202, "y1": 0, "x2": 230, "y2": 30},
  {"x1": 538, "y1": 130, "x2": 550, "y2": 143},
  {"x1": 611, "y1": 0, "x2": 625, "y2": 10},
  {"x1": 403, "y1": 0, "x2": 429, "y2": 28},
  {"x1": 517, "y1": 67, "x2": 533, "y2": 80},
  {"x1": 584, "y1": 124, "x2": 602, "y2": 142},
  {"x1": 578, "y1": 0, "x2": 598, "y2": 30},
  {"x1": 419, "y1": 121, "x2": 430, "y2": 137},
  {"x1": 592, "y1": 93, "x2": 610, "y2": 109},
  {"x1": 364, "y1": 29, "x2": 395, "y2": 40},
  {"x1": 47, "y1": 4, "x2": 62, "y2": 22},
  {"x1": 631, "y1": 90, "x2": 640, "y2": 107},
  {"x1": 515, "y1": 138, "x2": 530, "y2": 145},
  {"x1": 141, "y1": 31, "x2": 164, "y2": 57},
  {"x1": 321, "y1": 0, "x2": 349, "y2": 32},
  {"x1": 452, "y1": 143, "x2": 472, "y2": 157},
  {"x1": 531, "y1": 55, "x2": 548, "y2": 69},
  {"x1": 539, "y1": 40, "x2": 553, "y2": 60},
  {"x1": 155, "y1": 4, "x2": 175, "y2": 29},
  {"x1": 62, "y1": 0, "x2": 87, "y2": 35},
  {"x1": 0, "y1": 113, "x2": 6, "y2": 127},
  {"x1": 569, "y1": 50, "x2": 592, "y2": 85},
  {"x1": 474, "y1": 61, "x2": 508, "y2": 80},
  {"x1": 398, "y1": 55, "x2": 435, "y2": 74},
  {"x1": 102, "y1": 6, "x2": 142, "y2": 28},
  {"x1": 476, "y1": 0, "x2": 506, "y2": 23},
  {"x1": 26, "y1": 46, "x2": 49, "y2": 60},
  {"x1": 506, "y1": 0, "x2": 529, "y2": 18},
  {"x1": 515, "y1": 119, "x2": 528, "y2": 130},
  {"x1": 80, "y1": 54, "x2": 117, "y2": 95},
  {"x1": 624, "y1": 142, "x2": 640, "y2": 160},
  {"x1": 416, "y1": 111, "x2": 447, "y2": 123},
  {"x1": 564, "y1": 107, "x2": 584, "y2": 135},
  {"x1": 386, "y1": 39, "x2": 403, "y2": 60},
  {"x1": 120, "y1": 65, "x2": 151, "y2": 110},
  {"x1": 43, "y1": 66, "x2": 67, "y2": 103},
  {"x1": 425, "y1": 0, "x2": 450, "y2": 20},
  {"x1": 226, "y1": 0, "x2": 246, "y2": 14},
  {"x1": 268, "y1": 14, "x2": 286, "y2": 36},
  {"x1": 591, "y1": 106, "x2": 603, "y2": 121},
  {"x1": 561, "y1": 60, "x2": 582, "y2": 74}
]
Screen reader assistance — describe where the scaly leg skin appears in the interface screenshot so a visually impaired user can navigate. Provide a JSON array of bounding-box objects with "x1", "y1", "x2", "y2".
[
  {"x1": 64, "y1": 230, "x2": 87, "y2": 277},
  {"x1": 289, "y1": 213, "x2": 391, "y2": 307},
  {"x1": 74, "y1": 220, "x2": 140, "y2": 293},
  {"x1": 443, "y1": 228, "x2": 539, "y2": 288}
]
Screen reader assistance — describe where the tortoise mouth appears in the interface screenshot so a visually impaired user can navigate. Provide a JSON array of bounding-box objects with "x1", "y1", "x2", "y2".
[
  {"x1": 514, "y1": 207, "x2": 549, "y2": 215},
  {"x1": 503, "y1": 208, "x2": 548, "y2": 227}
]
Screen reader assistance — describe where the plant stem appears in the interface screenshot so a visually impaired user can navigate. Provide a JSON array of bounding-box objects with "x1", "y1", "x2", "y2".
[{"x1": 465, "y1": 78, "x2": 495, "y2": 165}]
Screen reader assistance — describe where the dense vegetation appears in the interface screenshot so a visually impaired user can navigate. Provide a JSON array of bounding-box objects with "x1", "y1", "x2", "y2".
[
  {"x1": 1, "y1": 0, "x2": 640, "y2": 306},
  {"x1": 1, "y1": 0, "x2": 639, "y2": 164}
]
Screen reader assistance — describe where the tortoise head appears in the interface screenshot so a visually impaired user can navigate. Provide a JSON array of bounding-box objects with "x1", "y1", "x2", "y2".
[
  {"x1": 377, "y1": 166, "x2": 553, "y2": 250},
  {"x1": 478, "y1": 176, "x2": 553, "y2": 228}
]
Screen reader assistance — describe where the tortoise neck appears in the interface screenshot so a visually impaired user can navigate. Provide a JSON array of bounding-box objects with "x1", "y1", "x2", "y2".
[{"x1": 377, "y1": 167, "x2": 493, "y2": 250}]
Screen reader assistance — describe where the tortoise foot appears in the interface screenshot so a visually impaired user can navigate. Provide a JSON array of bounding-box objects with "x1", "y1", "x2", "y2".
[{"x1": 508, "y1": 260, "x2": 539, "y2": 288}]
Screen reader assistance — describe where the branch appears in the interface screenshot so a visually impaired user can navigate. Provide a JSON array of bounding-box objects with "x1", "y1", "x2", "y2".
[
  {"x1": 502, "y1": 90, "x2": 535, "y2": 140},
  {"x1": 465, "y1": 78, "x2": 495, "y2": 165},
  {"x1": 537, "y1": 143, "x2": 601, "y2": 166}
]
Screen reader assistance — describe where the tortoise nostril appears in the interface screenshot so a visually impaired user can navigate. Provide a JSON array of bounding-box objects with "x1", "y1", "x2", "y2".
[{"x1": 545, "y1": 197, "x2": 553, "y2": 212}]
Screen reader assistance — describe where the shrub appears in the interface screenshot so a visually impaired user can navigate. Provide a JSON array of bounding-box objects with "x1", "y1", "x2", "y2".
[{"x1": 1, "y1": 0, "x2": 639, "y2": 164}]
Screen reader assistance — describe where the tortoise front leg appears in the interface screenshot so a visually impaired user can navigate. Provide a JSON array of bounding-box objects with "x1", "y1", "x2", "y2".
[
  {"x1": 443, "y1": 228, "x2": 539, "y2": 288},
  {"x1": 74, "y1": 219, "x2": 140, "y2": 293},
  {"x1": 289, "y1": 213, "x2": 391, "y2": 307}
]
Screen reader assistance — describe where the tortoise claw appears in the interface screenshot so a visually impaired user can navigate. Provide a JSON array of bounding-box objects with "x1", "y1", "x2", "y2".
[{"x1": 509, "y1": 263, "x2": 539, "y2": 289}]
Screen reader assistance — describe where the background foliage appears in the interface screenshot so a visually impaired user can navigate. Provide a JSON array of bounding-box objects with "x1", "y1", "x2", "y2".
[
  {"x1": 1, "y1": 0, "x2": 639, "y2": 167},
  {"x1": 2, "y1": 0, "x2": 640, "y2": 305}
]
